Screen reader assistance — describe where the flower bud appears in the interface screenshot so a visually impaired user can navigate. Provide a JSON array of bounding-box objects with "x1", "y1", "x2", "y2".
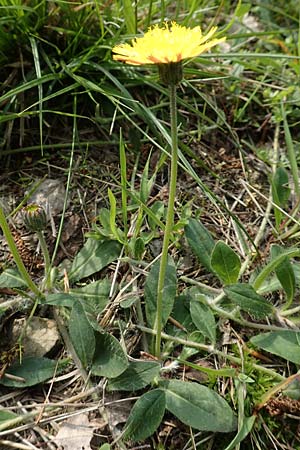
[{"x1": 22, "y1": 204, "x2": 47, "y2": 232}]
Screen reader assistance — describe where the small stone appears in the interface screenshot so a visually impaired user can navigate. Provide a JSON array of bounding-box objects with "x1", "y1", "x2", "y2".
[
  {"x1": 27, "y1": 178, "x2": 68, "y2": 218},
  {"x1": 12, "y1": 317, "x2": 60, "y2": 357}
]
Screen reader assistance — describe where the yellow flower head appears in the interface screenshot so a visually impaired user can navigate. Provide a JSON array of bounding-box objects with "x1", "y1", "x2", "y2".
[{"x1": 112, "y1": 22, "x2": 225, "y2": 66}]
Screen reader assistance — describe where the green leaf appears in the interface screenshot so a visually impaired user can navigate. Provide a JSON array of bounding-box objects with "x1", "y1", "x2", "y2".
[
  {"x1": 44, "y1": 293, "x2": 74, "y2": 307},
  {"x1": 91, "y1": 331, "x2": 128, "y2": 378},
  {"x1": 185, "y1": 218, "x2": 215, "y2": 272},
  {"x1": 69, "y1": 238, "x2": 121, "y2": 281},
  {"x1": 121, "y1": 0, "x2": 136, "y2": 35},
  {"x1": 69, "y1": 301, "x2": 95, "y2": 368},
  {"x1": 162, "y1": 380, "x2": 237, "y2": 432},
  {"x1": 70, "y1": 279, "x2": 111, "y2": 325},
  {"x1": 145, "y1": 255, "x2": 177, "y2": 328},
  {"x1": 99, "y1": 445, "x2": 111, "y2": 450},
  {"x1": 224, "y1": 283, "x2": 274, "y2": 318},
  {"x1": 107, "y1": 360, "x2": 161, "y2": 391},
  {"x1": 272, "y1": 167, "x2": 290, "y2": 229},
  {"x1": 140, "y1": 153, "x2": 154, "y2": 203},
  {"x1": 282, "y1": 378, "x2": 300, "y2": 400},
  {"x1": 0, "y1": 268, "x2": 27, "y2": 288},
  {"x1": 0, "y1": 357, "x2": 59, "y2": 387},
  {"x1": 97, "y1": 207, "x2": 112, "y2": 237},
  {"x1": 190, "y1": 294, "x2": 216, "y2": 344},
  {"x1": 272, "y1": 166, "x2": 290, "y2": 207},
  {"x1": 211, "y1": 241, "x2": 241, "y2": 284},
  {"x1": 46, "y1": 280, "x2": 111, "y2": 326},
  {"x1": 148, "y1": 201, "x2": 164, "y2": 230},
  {"x1": 166, "y1": 295, "x2": 196, "y2": 338},
  {"x1": 252, "y1": 247, "x2": 300, "y2": 291},
  {"x1": 133, "y1": 236, "x2": 145, "y2": 260},
  {"x1": 108, "y1": 188, "x2": 124, "y2": 243},
  {"x1": 0, "y1": 410, "x2": 20, "y2": 431},
  {"x1": 70, "y1": 279, "x2": 111, "y2": 306},
  {"x1": 0, "y1": 410, "x2": 18, "y2": 423},
  {"x1": 120, "y1": 294, "x2": 139, "y2": 308},
  {"x1": 271, "y1": 244, "x2": 295, "y2": 306},
  {"x1": 180, "y1": 359, "x2": 236, "y2": 379},
  {"x1": 224, "y1": 415, "x2": 256, "y2": 450},
  {"x1": 250, "y1": 330, "x2": 300, "y2": 364},
  {"x1": 180, "y1": 331, "x2": 205, "y2": 360},
  {"x1": 124, "y1": 389, "x2": 166, "y2": 441}
]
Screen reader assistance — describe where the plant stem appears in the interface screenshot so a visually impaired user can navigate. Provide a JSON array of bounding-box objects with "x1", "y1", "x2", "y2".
[
  {"x1": 37, "y1": 231, "x2": 51, "y2": 289},
  {"x1": 155, "y1": 82, "x2": 178, "y2": 358},
  {"x1": 0, "y1": 206, "x2": 41, "y2": 297},
  {"x1": 139, "y1": 325, "x2": 285, "y2": 381}
]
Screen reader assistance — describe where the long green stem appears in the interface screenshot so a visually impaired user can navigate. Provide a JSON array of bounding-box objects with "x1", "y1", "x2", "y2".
[
  {"x1": 155, "y1": 82, "x2": 178, "y2": 358},
  {"x1": 37, "y1": 230, "x2": 51, "y2": 289},
  {"x1": 0, "y1": 206, "x2": 41, "y2": 297}
]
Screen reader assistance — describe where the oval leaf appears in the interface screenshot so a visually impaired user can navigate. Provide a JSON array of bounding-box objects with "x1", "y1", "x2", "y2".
[
  {"x1": 211, "y1": 241, "x2": 241, "y2": 284},
  {"x1": 69, "y1": 301, "x2": 95, "y2": 368},
  {"x1": 275, "y1": 259, "x2": 295, "y2": 304},
  {"x1": 190, "y1": 294, "x2": 216, "y2": 343},
  {"x1": 91, "y1": 331, "x2": 128, "y2": 378},
  {"x1": 69, "y1": 238, "x2": 121, "y2": 281},
  {"x1": 250, "y1": 330, "x2": 300, "y2": 364},
  {"x1": 0, "y1": 357, "x2": 59, "y2": 387},
  {"x1": 163, "y1": 380, "x2": 237, "y2": 432},
  {"x1": 167, "y1": 295, "x2": 196, "y2": 337},
  {"x1": 224, "y1": 283, "x2": 274, "y2": 318},
  {"x1": 271, "y1": 244, "x2": 295, "y2": 305},
  {"x1": 124, "y1": 389, "x2": 166, "y2": 441},
  {"x1": 272, "y1": 167, "x2": 290, "y2": 229},
  {"x1": 272, "y1": 166, "x2": 290, "y2": 207},
  {"x1": 145, "y1": 255, "x2": 177, "y2": 328},
  {"x1": 107, "y1": 360, "x2": 161, "y2": 391},
  {"x1": 185, "y1": 218, "x2": 215, "y2": 272},
  {"x1": 0, "y1": 268, "x2": 27, "y2": 288}
]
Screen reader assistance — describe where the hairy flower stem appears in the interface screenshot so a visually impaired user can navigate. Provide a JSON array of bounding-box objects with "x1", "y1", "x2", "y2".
[
  {"x1": 0, "y1": 206, "x2": 41, "y2": 297},
  {"x1": 155, "y1": 82, "x2": 178, "y2": 358},
  {"x1": 36, "y1": 231, "x2": 52, "y2": 289}
]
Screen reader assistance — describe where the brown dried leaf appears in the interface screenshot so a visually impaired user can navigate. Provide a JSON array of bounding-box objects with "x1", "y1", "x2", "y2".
[{"x1": 53, "y1": 413, "x2": 95, "y2": 450}]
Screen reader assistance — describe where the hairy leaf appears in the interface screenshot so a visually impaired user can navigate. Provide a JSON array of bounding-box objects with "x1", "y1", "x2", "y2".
[
  {"x1": 0, "y1": 357, "x2": 60, "y2": 387},
  {"x1": 162, "y1": 380, "x2": 237, "y2": 432},
  {"x1": 185, "y1": 218, "x2": 215, "y2": 272},
  {"x1": 271, "y1": 244, "x2": 295, "y2": 306},
  {"x1": 107, "y1": 360, "x2": 161, "y2": 391},
  {"x1": 211, "y1": 241, "x2": 241, "y2": 284},
  {"x1": 124, "y1": 389, "x2": 166, "y2": 441},
  {"x1": 91, "y1": 332, "x2": 128, "y2": 378},
  {"x1": 224, "y1": 284, "x2": 274, "y2": 318},
  {"x1": 251, "y1": 330, "x2": 300, "y2": 364},
  {"x1": 0, "y1": 268, "x2": 27, "y2": 288},
  {"x1": 190, "y1": 294, "x2": 216, "y2": 343},
  {"x1": 69, "y1": 301, "x2": 95, "y2": 368},
  {"x1": 69, "y1": 238, "x2": 121, "y2": 281}
]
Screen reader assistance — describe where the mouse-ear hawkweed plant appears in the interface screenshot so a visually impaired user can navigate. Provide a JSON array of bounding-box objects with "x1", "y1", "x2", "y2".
[{"x1": 113, "y1": 22, "x2": 225, "y2": 358}]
